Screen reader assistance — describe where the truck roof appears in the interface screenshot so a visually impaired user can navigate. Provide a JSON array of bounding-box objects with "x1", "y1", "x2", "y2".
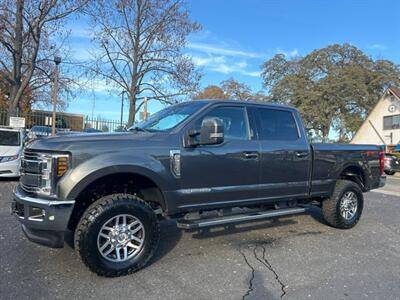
[{"x1": 189, "y1": 99, "x2": 297, "y2": 111}]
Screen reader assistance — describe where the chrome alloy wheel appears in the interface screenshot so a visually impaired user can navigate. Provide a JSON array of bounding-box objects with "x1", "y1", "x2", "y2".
[
  {"x1": 340, "y1": 191, "x2": 358, "y2": 220},
  {"x1": 97, "y1": 214, "x2": 145, "y2": 262}
]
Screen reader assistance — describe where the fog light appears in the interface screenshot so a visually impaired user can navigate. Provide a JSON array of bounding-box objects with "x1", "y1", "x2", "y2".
[{"x1": 28, "y1": 206, "x2": 45, "y2": 221}]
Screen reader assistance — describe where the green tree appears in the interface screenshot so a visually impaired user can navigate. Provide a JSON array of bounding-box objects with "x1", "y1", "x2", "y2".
[
  {"x1": 261, "y1": 43, "x2": 400, "y2": 141},
  {"x1": 195, "y1": 78, "x2": 267, "y2": 101},
  {"x1": 194, "y1": 85, "x2": 226, "y2": 100},
  {"x1": 221, "y1": 78, "x2": 253, "y2": 100}
]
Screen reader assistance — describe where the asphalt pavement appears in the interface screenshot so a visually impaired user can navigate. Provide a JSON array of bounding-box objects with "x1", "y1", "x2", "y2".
[{"x1": 0, "y1": 177, "x2": 399, "y2": 300}]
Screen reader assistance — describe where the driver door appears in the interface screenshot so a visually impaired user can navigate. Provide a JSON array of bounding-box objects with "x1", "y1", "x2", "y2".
[{"x1": 176, "y1": 105, "x2": 261, "y2": 210}]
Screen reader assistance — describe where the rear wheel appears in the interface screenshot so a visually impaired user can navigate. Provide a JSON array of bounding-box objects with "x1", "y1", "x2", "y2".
[
  {"x1": 384, "y1": 170, "x2": 395, "y2": 176},
  {"x1": 322, "y1": 180, "x2": 363, "y2": 229},
  {"x1": 74, "y1": 194, "x2": 160, "y2": 277}
]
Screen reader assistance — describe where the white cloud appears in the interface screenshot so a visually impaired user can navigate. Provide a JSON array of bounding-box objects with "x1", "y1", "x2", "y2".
[
  {"x1": 276, "y1": 48, "x2": 299, "y2": 58},
  {"x1": 190, "y1": 53, "x2": 260, "y2": 78},
  {"x1": 241, "y1": 70, "x2": 261, "y2": 77},
  {"x1": 368, "y1": 44, "x2": 387, "y2": 50},
  {"x1": 192, "y1": 55, "x2": 226, "y2": 67},
  {"x1": 187, "y1": 42, "x2": 264, "y2": 58}
]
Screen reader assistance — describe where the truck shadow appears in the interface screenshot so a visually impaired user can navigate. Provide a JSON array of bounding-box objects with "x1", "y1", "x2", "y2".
[
  {"x1": 63, "y1": 208, "x2": 326, "y2": 266},
  {"x1": 306, "y1": 205, "x2": 330, "y2": 226},
  {"x1": 188, "y1": 207, "x2": 327, "y2": 240},
  {"x1": 151, "y1": 219, "x2": 183, "y2": 263},
  {"x1": 0, "y1": 177, "x2": 19, "y2": 182}
]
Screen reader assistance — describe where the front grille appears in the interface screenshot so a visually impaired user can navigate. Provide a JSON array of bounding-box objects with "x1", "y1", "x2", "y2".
[{"x1": 20, "y1": 149, "x2": 44, "y2": 194}]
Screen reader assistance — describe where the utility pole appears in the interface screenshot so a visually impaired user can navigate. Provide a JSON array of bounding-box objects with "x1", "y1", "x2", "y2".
[
  {"x1": 120, "y1": 91, "x2": 125, "y2": 126},
  {"x1": 141, "y1": 97, "x2": 149, "y2": 121},
  {"x1": 51, "y1": 56, "x2": 61, "y2": 136}
]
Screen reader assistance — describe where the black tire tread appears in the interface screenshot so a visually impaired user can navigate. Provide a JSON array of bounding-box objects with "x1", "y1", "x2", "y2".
[
  {"x1": 74, "y1": 193, "x2": 160, "y2": 277},
  {"x1": 322, "y1": 180, "x2": 363, "y2": 229}
]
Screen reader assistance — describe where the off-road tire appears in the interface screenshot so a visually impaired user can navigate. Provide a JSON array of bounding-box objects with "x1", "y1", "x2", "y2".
[
  {"x1": 322, "y1": 180, "x2": 363, "y2": 229},
  {"x1": 74, "y1": 194, "x2": 160, "y2": 277}
]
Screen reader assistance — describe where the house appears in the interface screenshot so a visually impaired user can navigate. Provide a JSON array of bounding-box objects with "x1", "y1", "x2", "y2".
[{"x1": 351, "y1": 86, "x2": 400, "y2": 151}]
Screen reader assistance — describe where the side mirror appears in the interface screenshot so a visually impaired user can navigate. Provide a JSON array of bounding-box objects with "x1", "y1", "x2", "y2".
[{"x1": 200, "y1": 117, "x2": 224, "y2": 145}]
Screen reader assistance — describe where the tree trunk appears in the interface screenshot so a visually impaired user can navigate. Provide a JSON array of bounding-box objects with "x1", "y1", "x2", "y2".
[
  {"x1": 8, "y1": 0, "x2": 24, "y2": 117},
  {"x1": 127, "y1": 95, "x2": 136, "y2": 127},
  {"x1": 322, "y1": 126, "x2": 330, "y2": 141}
]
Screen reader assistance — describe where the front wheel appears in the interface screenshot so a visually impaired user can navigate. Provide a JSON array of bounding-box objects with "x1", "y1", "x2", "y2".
[
  {"x1": 322, "y1": 180, "x2": 363, "y2": 229},
  {"x1": 74, "y1": 194, "x2": 160, "y2": 277}
]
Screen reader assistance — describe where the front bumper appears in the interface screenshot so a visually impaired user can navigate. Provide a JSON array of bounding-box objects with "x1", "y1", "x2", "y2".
[
  {"x1": 11, "y1": 185, "x2": 75, "y2": 248},
  {"x1": 0, "y1": 159, "x2": 20, "y2": 177}
]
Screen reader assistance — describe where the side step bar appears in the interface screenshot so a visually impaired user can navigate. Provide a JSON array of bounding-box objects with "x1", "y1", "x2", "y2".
[{"x1": 176, "y1": 207, "x2": 307, "y2": 230}]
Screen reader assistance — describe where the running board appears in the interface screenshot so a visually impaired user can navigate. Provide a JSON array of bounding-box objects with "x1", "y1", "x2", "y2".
[{"x1": 176, "y1": 207, "x2": 306, "y2": 230}]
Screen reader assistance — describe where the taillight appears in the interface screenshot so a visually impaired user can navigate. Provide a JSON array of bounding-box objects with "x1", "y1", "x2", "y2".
[{"x1": 379, "y1": 151, "x2": 385, "y2": 175}]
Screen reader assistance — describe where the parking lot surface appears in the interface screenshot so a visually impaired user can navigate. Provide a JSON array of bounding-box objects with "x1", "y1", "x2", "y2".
[{"x1": 1, "y1": 177, "x2": 400, "y2": 300}]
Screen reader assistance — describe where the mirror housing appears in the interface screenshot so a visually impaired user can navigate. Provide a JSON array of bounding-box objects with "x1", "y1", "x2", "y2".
[{"x1": 199, "y1": 117, "x2": 224, "y2": 145}]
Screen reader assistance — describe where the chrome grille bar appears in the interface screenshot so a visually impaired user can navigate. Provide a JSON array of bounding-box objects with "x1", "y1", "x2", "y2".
[{"x1": 20, "y1": 149, "x2": 43, "y2": 194}]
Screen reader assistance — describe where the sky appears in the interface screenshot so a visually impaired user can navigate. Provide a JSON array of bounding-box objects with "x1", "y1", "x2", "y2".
[{"x1": 56, "y1": 0, "x2": 400, "y2": 122}]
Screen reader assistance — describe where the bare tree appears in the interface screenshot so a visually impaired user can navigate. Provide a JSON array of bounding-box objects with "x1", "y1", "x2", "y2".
[
  {"x1": 0, "y1": 0, "x2": 88, "y2": 115},
  {"x1": 86, "y1": 0, "x2": 201, "y2": 126}
]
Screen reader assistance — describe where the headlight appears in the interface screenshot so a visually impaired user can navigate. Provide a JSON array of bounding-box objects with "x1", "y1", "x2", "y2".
[
  {"x1": 0, "y1": 154, "x2": 19, "y2": 163},
  {"x1": 37, "y1": 153, "x2": 70, "y2": 197}
]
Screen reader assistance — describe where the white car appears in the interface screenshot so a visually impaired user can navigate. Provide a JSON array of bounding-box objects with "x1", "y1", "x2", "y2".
[{"x1": 0, "y1": 127, "x2": 24, "y2": 177}]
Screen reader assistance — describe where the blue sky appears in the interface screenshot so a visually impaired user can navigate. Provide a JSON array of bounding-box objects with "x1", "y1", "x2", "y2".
[{"x1": 57, "y1": 0, "x2": 400, "y2": 121}]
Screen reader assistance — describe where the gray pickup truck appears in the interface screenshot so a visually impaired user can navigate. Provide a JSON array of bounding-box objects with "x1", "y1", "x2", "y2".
[{"x1": 12, "y1": 100, "x2": 385, "y2": 277}]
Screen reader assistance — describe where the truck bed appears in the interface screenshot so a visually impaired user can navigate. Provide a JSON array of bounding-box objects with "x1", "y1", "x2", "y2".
[{"x1": 310, "y1": 143, "x2": 382, "y2": 197}]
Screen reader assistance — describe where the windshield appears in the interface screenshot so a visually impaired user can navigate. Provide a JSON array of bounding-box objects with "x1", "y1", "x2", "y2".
[
  {"x1": 32, "y1": 126, "x2": 52, "y2": 133},
  {"x1": 133, "y1": 101, "x2": 207, "y2": 132},
  {"x1": 0, "y1": 130, "x2": 20, "y2": 146}
]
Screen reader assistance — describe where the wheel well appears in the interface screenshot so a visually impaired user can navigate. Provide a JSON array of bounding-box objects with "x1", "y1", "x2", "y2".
[
  {"x1": 67, "y1": 172, "x2": 165, "y2": 231},
  {"x1": 338, "y1": 166, "x2": 366, "y2": 191}
]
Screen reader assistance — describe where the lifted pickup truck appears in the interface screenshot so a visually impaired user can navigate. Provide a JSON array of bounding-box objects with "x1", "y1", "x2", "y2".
[{"x1": 12, "y1": 100, "x2": 385, "y2": 277}]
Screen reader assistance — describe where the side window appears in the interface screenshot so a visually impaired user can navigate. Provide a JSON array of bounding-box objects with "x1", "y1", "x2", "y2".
[
  {"x1": 256, "y1": 108, "x2": 299, "y2": 141},
  {"x1": 196, "y1": 106, "x2": 249, "y2": 140}
]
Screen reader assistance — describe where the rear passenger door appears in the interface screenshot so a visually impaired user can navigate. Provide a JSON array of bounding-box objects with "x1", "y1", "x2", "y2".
[{"x1": 251, "y1": 107, "x2": 311, "y2": 201}]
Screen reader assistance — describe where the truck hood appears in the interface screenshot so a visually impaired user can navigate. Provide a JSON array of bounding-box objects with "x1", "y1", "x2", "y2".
[{"x1": 27, "y1": 131, "x2": 159, "y2": 152}]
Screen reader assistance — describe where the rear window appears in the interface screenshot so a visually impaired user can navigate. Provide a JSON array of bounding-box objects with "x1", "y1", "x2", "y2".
[
  {"x1": 0, "y1": 131, "x2": 20, "y2": 146},
  {"x1": 255, "y1": 108, "x2": 299, "y2": 141}
]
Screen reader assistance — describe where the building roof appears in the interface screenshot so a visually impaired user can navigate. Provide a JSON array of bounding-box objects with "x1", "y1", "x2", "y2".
[
  {"x1": 351, "y1": 86, "x2": 400, "y2": 146},
  {"x1": 388, "y1": 86, "x2": 400, "y2": 100}
]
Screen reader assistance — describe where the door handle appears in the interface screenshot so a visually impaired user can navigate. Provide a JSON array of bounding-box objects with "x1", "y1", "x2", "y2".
[
  {"x1": 295, "y1": 151, "x2": 309, "y2": 158},
  {"x1": 243, "y1": 151, "x2": 259, "y2": 159}
]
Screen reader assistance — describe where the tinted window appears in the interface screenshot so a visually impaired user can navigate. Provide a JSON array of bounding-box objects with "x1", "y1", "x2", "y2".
[
  {"x1": 256, "y1": 108, "x2": 299, "y2": 141},
  {"x1": 196, "y1": 106, "x2": 248, "y2": 140},
  {"x1": 0, "y1": 131, "x2": 20, "y2": 146}
]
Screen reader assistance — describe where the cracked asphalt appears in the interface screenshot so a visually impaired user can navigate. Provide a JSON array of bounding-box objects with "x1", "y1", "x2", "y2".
[{"x1": 1, "y1": 176, "x2": 400, "y2": 300}]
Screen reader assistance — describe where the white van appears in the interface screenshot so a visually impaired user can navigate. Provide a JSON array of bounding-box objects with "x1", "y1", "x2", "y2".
[{"x1": 0, "y1": 127, "x2": 24, "y2": 177}]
